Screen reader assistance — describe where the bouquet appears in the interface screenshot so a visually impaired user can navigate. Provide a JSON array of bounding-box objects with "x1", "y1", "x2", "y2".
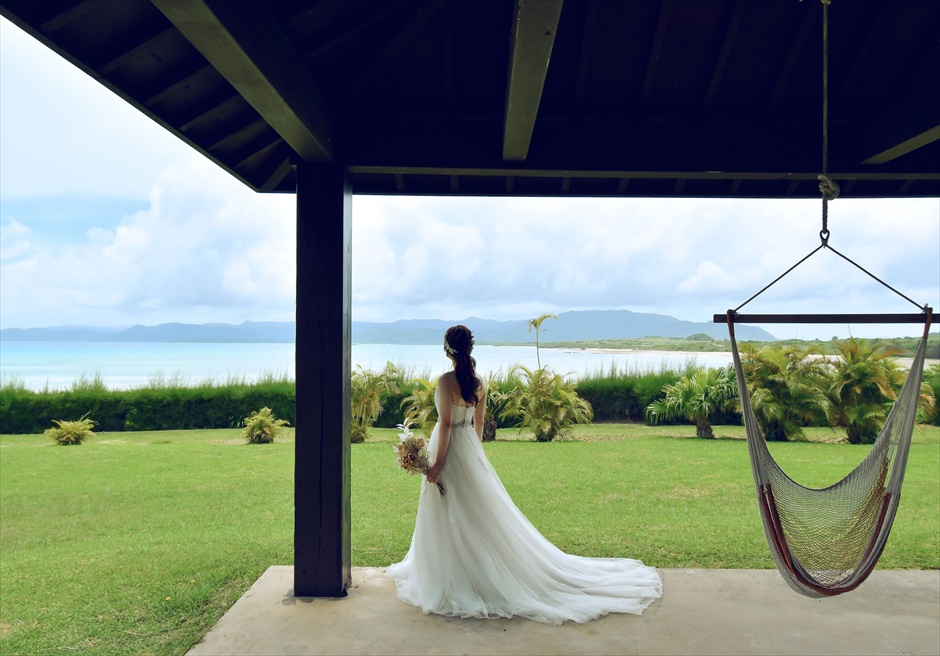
[{"x1": 394, "y1": 423, "x2": 445, "y2": 495}]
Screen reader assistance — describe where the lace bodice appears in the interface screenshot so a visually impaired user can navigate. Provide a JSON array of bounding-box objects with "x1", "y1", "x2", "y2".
[{"x1": 434, "y1": 387, "x2": 475, "y2": 427}]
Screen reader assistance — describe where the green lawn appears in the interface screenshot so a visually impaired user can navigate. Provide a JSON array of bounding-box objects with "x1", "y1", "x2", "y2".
[{"x1": 1, "y1": 423, "x2": 938, "y2": 655}]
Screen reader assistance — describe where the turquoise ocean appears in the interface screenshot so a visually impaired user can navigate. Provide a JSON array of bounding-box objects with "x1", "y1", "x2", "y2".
[{"x1": 0, "y1": 342, "x2": 733, "y2": 392}]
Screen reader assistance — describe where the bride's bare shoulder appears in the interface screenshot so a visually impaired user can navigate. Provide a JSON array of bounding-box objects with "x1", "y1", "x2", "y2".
[{"x1": 437, "y1": 371, "x2": 457, "y2": 391}]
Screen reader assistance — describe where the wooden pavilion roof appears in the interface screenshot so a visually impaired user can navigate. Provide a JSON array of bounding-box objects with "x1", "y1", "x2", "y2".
[{"x1": 3, "y1": 0, "x2": 938, "y2": 199}]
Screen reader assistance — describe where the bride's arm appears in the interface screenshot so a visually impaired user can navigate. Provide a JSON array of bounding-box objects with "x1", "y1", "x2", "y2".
[
  {"x1": 427, "y1": 376, "x2": 452, "y2": 484},
  {"x1": 473, "y1": 382, "x2": 486, "y2": 442}
]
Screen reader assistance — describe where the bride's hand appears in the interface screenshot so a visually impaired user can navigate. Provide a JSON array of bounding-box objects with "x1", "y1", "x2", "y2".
[{"x1": 427, "y1": 460, "x2": 444, "y2": 484}]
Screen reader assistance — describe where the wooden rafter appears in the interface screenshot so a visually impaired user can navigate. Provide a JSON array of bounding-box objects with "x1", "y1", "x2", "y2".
[
  {"x1": 178, "y1": 94, "x2": 243, "y2": 133},
  {"x1": 574, "y1": 0, "x2": 598, "y2": 109},
  {"x1": 704, "y1": 0, "x2": 747, "y2": 109},
  {"x1": 260, "y1": 155, "x2": 293, "y2": 192},
  {"x1": 286, "y1": 0, "x2": 359, "y2": 37},
  {"x1": 769, "y1": 2, "x2": 818, "y2": 108},
  {"x1": 640, "y1": 0, "x2": 673, "y2": 106},
  {"x1": 862, "y1": 124, "x2": 940, "y2": 165},
  {"x1": 835, "y1": 2, "x2": 896, "y2": 102},
  {"x1": 502, "y1": 0, "x2": 564, "y2": 161},
  {"x1": 305, "y1": 0, "x2": 411, "y2": 62},
  {"x1": 152, "y1": 0, "x2": 334, "y2": 161},
  {"x1": 233, "y1": 135, "x2": 283, "y2": 170},
  {"x1": 350, "y1": 0, "x2": 441, "y2": 94},
  {"x1": 143, "y1": 63, "x2": 214, "y2": 107},
  {"x1": 41, "y1": 0, "x2": 97, "y2": 33},
  {"x1": 440, "y1": 0, "x2": 455, "y2": 105},
  {"x1": 99, "y1": 26, "x2": 177, "y2": 74}
]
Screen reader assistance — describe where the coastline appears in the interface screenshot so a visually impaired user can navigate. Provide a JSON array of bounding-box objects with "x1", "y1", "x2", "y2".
[{"x1": 569, "y1": 346, "x2": 939, "y2": 371}]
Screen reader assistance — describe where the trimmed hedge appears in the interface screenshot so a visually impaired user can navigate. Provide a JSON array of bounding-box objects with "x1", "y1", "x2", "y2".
[
  {"x1": 1, "y1": 368, "x2": 719, "y2": 434},
  {"x1": 1, "y1": 383, "x2": 295, "y2": 434}
]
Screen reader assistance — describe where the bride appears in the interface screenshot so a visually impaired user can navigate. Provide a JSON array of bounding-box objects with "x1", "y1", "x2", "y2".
[{"x1": 386, "y1": 325, "x2": 662, "y2": 624}]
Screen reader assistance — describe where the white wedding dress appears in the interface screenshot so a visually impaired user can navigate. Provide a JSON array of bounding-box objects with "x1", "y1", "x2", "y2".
[{"x1": 386, "y1": 389, "x2": 663, "y2": 624}]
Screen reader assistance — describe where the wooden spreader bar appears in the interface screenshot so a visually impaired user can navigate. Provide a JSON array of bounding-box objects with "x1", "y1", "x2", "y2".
[{"x1": 714, "y1": 311, "x2": 932, "y2": 324}]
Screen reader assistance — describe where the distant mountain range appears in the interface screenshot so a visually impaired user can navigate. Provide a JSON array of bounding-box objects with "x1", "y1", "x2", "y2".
[{"x1": 0, "y1": 311, "x2": 776, "y2": 343}]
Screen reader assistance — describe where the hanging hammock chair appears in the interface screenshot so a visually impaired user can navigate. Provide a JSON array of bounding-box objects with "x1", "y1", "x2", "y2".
[
  {"x1": 712, "y1": 0, "x2": 935, "y2": 597},
  {"x1": 719, "y1": 308, "x2": 932, "y2": 598}
]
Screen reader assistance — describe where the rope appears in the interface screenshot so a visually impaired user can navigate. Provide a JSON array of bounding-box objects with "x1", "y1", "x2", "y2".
[
  {"x1": 818, "y1": 0, "x2": 838, "y2": 245},
  {"x1": 734, "y1": 244, "x2": 826, "y2": 312},
  {"x1": 824, "y1": 243, "x2": 925, "y2": 311},
  {"x1": 730, "y1": 0, "x2": 925, "y2": 316},
  {"x1": 821, "y1": 0, "x2": 830, "y2": 177}
]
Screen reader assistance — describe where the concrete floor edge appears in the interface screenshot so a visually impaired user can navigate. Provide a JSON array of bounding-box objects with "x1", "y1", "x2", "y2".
[{"x1": 186, "y1": 566, "x2": 940, "y2": 656}]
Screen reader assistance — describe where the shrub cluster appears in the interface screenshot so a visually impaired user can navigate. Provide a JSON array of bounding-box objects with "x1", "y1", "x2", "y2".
[
  {"x1": 1, "y1": 381, "x2": 294, "y2": 434},
  {"x1": 5, "y1": 356, "x2": 935, "y2": 436},
  {"x1": 926, "y1": 363, "x2": 940, "y2": 426},
  {"x1": 44, "y1": 415, "x2": 96, "y2": 445}
]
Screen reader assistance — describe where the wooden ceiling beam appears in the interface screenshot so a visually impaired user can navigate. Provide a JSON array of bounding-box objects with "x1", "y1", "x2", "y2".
[
  {"x1": 502, "y1": 0, "x2": 564, "y2": 161},
  {"x1": 862, "y1": 124, "x2": 940, "y2": 165},
  {"x1": 856, "y1": 64, "x2": 940, "y2": 167},
  {"x1": 347, "y1": 165, "x2": 940, "y2": 184},
  {"x1": 152, "y1": 0, "x2": 334, "y2": 161}
]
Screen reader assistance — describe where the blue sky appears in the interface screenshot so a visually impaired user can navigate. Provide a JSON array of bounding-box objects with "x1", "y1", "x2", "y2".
[{"x1": 1, "y1": 17, "x2": 938, "y2": 340}]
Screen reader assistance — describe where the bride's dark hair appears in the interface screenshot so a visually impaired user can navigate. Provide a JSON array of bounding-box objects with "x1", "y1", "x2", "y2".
[{"x1": 444, "y1": 325, "x2": 479, "y2": 404}]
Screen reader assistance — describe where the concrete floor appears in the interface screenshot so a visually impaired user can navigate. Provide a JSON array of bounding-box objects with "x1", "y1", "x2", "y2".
[{"x1": 186, "y1": 566, "x2": 940, "y2": 656}]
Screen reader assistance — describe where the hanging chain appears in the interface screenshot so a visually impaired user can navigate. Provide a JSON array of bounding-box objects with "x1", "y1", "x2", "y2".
[{"x1": 817, "y1": 0, "x2": 839, "y2": 245}]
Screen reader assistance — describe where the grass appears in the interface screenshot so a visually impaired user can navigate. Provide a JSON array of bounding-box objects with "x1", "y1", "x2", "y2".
[{"x1": 1, "y1": 424, "x2": 937, "y2": 655}]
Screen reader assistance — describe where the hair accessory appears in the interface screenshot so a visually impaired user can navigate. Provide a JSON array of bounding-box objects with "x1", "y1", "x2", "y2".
[{"x1": 444, "y1": 339, "x2": 458, "y2": 355}]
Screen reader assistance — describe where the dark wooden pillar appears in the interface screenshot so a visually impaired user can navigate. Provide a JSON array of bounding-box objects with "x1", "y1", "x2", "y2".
[{"x1": 294, "y1": 163, "x2": 352, "y2": 597}]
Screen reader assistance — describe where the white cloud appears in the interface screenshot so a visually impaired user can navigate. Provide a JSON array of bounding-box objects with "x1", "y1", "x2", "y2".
[
  {"x1": 1, "y1": 156, "x2": 296, "y2": 327},
  {"x1": 0, "y1": 18, "x2": 194, "y2": 198},
  {"x1": 0, "y1": 217, "x2": 31, "y2": 260},
  {"x1": 349, "y1": 195, "x2": 939, "y2": 339},
  {"x1": 1, "y1": 16, "x2": 936, "y2": 340}
]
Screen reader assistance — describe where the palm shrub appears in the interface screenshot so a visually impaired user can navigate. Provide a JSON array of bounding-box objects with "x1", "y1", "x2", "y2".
[
  {"x1": 527, "y1": 312, "x2": 558, "y2": 369},
  {"x1": 242, "y1": 407, "x2": 289, "y2": 444},
  {"x1": 44, "y1": 414, "x2": 96, "y2": 445},
  {"x1": 500, "y1": 365, "x2": 593, "y2": 442},
  {"x1": 645, "y1": 365, "x2": 737, "y2": 438},
  {"x1": 399, "y1": 377, "x2": 438, "y2": 436},
  {"x1": 482, "y1": 373, "x2": 515, "y2": 440},
  {"x1": 739, "y1": 343, "x2": 829, "y2": 441},
  {"x1": 351, "y1": 363, "x2": 400, "y2": 443},
  {"x1": 926, "y1": 363, "x2": 940, "y2": 426},
  {"x1": 825, "y1": 338, "x2": 936, "y2": 443}
]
